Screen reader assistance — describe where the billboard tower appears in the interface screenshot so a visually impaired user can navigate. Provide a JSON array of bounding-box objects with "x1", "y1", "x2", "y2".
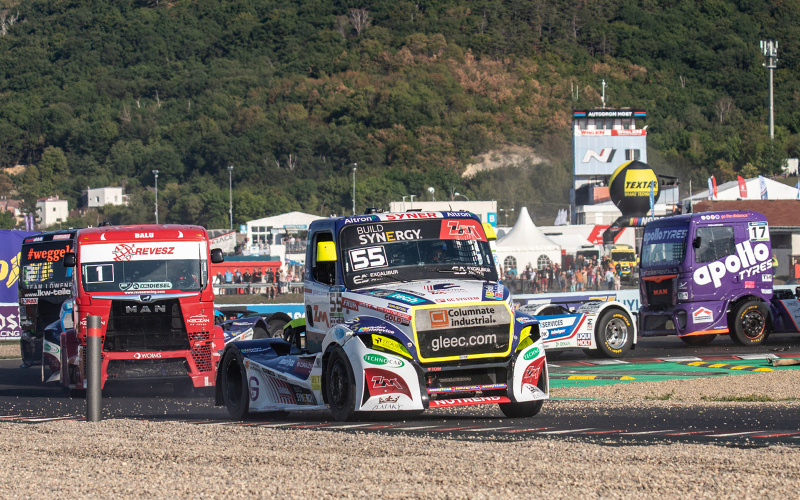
[{"x1": 570, "y1": 109, "x2": 648, "y2": 224}]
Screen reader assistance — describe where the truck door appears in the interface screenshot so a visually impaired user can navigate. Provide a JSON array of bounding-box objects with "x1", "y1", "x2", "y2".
[
  {"x1": 305, "y1": 231, "x2": 340, "y2": 352},
  {"x1": 689, "y1": 223, "x2": 737, "y2": 303}
]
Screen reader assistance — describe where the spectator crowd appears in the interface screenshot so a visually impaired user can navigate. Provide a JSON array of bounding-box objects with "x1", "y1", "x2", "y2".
[
  {"x1": 501, "y1": 254, "x2": 630, "y2": 295},
  {"x1": 213, "y1": 264, "x2": 304, "y2": 298}
]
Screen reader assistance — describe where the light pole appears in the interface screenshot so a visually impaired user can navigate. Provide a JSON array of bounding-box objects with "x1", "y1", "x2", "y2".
[
  {"x1": 454, "y1": 192, "x2": 469, "y2": 201},
  {"x1": 761, "y1": 40, "x2": 778, "y2": 140},
  {"x1": 499, "y1": 208, "x2": 514, "y2": 226},
  {"x1": 352, "y1": 163, "x2": 357, "y2": 215},
  {"x1": 227, "y1": 165, "x2": 234, "y2": 231},
  {"x1": 152, "y1": 169, "x2": 159, "y2": 224}
]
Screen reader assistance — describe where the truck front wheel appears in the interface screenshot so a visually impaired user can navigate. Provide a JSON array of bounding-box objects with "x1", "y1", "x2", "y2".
[
  {"x1": 594, "y1": 309, "x2": 633, "y2": 358},
  {"x1": 221, "y1": 349, "x2": 250, "y2": 419},
  {"x1": 325, "y1": 348, "x2": 357, "y2": 422},
  {"x1": 730, "y1": 301, "x2": 769, "y2": 346}
]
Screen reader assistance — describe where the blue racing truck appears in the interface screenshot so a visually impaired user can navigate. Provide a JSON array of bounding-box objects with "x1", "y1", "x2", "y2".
[{"x1": 639, "y1": 211, "x2": 800, "y2": 346}]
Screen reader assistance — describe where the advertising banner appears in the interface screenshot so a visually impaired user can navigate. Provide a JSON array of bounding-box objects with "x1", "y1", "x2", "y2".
[{"x1": 1, "y1": 230, "x2": 40, "y2": 338}]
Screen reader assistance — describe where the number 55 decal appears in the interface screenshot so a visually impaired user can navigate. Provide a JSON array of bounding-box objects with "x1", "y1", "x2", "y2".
[{"x1": 349, "y1": 246, "x2": 388, "y2": 270}]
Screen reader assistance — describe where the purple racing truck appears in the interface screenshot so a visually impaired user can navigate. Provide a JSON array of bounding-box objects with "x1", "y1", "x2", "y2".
[{"x1": 639, "y1": 210, "x2": 800, "y2": 346}]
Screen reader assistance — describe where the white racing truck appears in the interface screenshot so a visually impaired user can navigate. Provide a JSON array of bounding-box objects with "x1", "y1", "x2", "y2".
[{"x1": 216, "y1": 211, "x2": 549, "y2": 421}]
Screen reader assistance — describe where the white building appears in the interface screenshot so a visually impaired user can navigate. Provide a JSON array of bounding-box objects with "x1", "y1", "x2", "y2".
[
  {"x1": 85, "y1": 186, "x2": 127, "y2": 208},
  {"x1": 36, "y1": 195, "x2": 69, "y2": 228}
]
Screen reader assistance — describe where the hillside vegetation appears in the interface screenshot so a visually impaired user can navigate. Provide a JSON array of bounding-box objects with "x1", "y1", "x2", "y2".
[{"x1": 0, "y1": 0, "x2": 798, "y2": 228}]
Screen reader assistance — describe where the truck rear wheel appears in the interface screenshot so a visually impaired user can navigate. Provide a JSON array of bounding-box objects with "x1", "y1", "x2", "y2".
[
  {"x1": 325, "y1": 348, "x2": 357, "y2": 422},
  {"x1": 220, "y1": 348, "x2": 250, "y2": 420},
  {"x1": 730, "y1": 301, "x2": 769, "y2": 346},
  {"x1": 594, "y1": 309, "x2": 633, "y2": 358}
]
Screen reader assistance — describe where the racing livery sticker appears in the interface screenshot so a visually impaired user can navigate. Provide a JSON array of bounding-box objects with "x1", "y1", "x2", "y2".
[
  {"x1": 692, "y1": 307, "x2": 713, "y2": 324},
  {"x1": 364, "y1": 368, "x2": 412, "y2": 399}
]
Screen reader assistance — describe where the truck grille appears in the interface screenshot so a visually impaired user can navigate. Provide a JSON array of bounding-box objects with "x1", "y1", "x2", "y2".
[
  {"x1": 104, "y1": 298, "x2": 191, "y2": 352},
  {"x1": 106, "y1": 358, "x2": 189, "y2": 379},
  {"x1": 645, "y1": 278, "x2": 675, "y2": 307},
  {"x1": 414, "y1": 304, "x2": 512, "y2": 360}
]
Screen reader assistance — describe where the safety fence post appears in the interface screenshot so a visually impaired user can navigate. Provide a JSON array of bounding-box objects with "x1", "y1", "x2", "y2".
[{"x1": 86, "y1": 315, "x2": 102, "y2": 422}]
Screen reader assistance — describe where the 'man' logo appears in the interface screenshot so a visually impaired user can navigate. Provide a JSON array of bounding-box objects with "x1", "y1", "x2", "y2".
[{"x1": 582, "y1": 148, "x2": 616, "y2": 163}]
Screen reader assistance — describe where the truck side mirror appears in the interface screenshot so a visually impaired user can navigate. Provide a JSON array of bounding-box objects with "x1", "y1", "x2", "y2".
[
  {"x1": 210, "y1": 248, "x2": 224, "y2": 264},
  {"x1": 692, "y1": 236, "x2": 702, "y2": 249},
  {"x1": 482, "y1": 223, "x2": 497, "y2": 241},
  {"x1": 63, "y1": 252, "x2": 76, "y2": 267},
  {"x1": 317, "y1": 241, "x2": 337, "y2": 262}
]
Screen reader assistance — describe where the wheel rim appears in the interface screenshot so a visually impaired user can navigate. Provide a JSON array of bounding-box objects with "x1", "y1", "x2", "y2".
[
  {"x1": 604, "y1": 317, "x2": 629, "y2": 349},
  {"x1": 328, "y1": 358, "x2": 349, "y2": 410},
  {"x1": 741, "y1": 310, "x2": 766, "y2": 339}
]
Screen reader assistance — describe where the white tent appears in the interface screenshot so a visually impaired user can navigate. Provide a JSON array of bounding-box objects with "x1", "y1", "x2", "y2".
[{"x1": 495, "y1": 207, "x2": 562, "y2": 272}]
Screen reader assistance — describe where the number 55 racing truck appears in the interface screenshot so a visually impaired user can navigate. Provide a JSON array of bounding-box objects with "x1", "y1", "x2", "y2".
[{"x1": 216, "y1": 211, "x2": 548, "y2": 421}]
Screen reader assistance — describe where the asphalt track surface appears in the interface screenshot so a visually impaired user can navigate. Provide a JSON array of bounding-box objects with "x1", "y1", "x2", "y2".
[{"x1": 2, "y1": 333, "x2": 800, "y2": 446}]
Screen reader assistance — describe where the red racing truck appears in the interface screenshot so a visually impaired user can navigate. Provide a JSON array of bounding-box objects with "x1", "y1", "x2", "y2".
[{"x1": 60, "y1": 225, "x2": 225, "y2": 394}]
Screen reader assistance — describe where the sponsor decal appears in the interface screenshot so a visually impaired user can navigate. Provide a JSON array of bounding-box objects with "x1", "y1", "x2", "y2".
[
  {"x1": 364, "y1": 368, "x2": 412, "y2": 399},
  {"x1": 439, "y1": 219, "x2": 486, "y2": 241},
  {"x1": 249, "y1": 376, "x2": 259, "y2": 400},
  {"x1": 26, "y1": 244, "x2": 73, "y2": 263},
  {"x1": 483, "y1": 284, "x2": 504, "y2": 301},
  {"x1": 386, "y1": 292, "x2": 423, "y2": 305},
  {"x1": 112, "y1": 244, "x2": 176, "y2": 261},
  {"x1": 310, "y1": 375, "x2": 321, "y2": 391},
  {"x1": 428, "y1": 307, "x2": 497, "y2": 328},
  {"x1": 342, "y1": 298, "x2": 359, "y2": 311},
  {"x1": 372, "y1": 335, "x2": 411, "y2": 358},
  {"x1": 119, "y1": 281, "x2": 174, "y2": 291},
  {"x1": 429, "y1": 396, "x2": 509, "y2": 407},
  {"x1": 135, "y1": 233, "x2": 154, "y2": 239},
  {"x1": 744, "y1": 281, "x2": 755, "y2": 289},
  {"x1": 386, "y1": 303, "x2": 409, "y2": 313},
  {"x1": 642, "y1": 227, "x2": 688, "y2": 245},
  {"x1": 693, "y1": 240, "x2": 771, "y2": 288},
  {"x1": 384, "y1": 212, "x2": 439, "y2": 220},
  {"x1": 762, "y1": 274, "x2": 772, "y2": 282},
  {"x1": 678, "y1": 292, "x2": 689, "y2": 300},
  {"x1": 21, "y1": 298, "x2": 38, "y2": 305},
  {"x1": 577, "y1": 332, "x2": 591, "y2": 340},
  {"x1": 363, "y1": 353, "x2": 404, "y2": 368},
  {"x1": 522, "y1": 346, "x2": 540, "y2": 360},
  {"x1": 577, "y1": 339, "x2": 591, "y2": 347},
  {"x1": 521, "y1": 357, "x2": 545, "y2": 391},
  {"x1": 582, "y1": 148, "x2": 615, "y2": 163},
  {"x1": 343, "y1": 215, "x2": 379, "y2": 224},
  {"x1": 133, "y1": 352, "x2": 162, "y2": 359},
  {"x1": 187, "y1": 314, "x2": 210, "y2": 325},
  {"x1": 693, "y1": 307, "x2": 713, "y2": 324},
  {"x1": 354, "y1": 224, "x2": 423, "y2": 245}
]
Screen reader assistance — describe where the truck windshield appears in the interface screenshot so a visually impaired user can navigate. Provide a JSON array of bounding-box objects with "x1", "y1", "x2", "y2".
[
  {"x1": 20, "y1": 240, "x2": 74, "y2": 292},
  {"x1": 612, "y1": 251, "x2": 636, "y2": 262},
  {"x1": 640, "y1": 224, "x2": 689, "y2": 268},
  {"x1": 81, "y1": 259, "x2": 205, "y2": 293},
  {"x1": 339, "y1": 218, "x2": 497, "y2": 289}
]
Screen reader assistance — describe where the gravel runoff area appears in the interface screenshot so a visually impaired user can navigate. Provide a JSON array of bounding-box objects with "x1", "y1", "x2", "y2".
[{"x1": 1, "y1": 363, "x2": 800, "y2": 498}]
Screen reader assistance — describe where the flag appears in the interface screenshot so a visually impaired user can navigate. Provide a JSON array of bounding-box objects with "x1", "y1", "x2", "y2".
[
  {"x1": 796, "y1": 178, "x2": 800, "y2": 200},
  {"x1": 712, "y1": 175, "x2": 718, "y2": 200},
  {"x1": 759, "y1": 175, "x2": 768, "y2": 199},
  {"x1": 708, "y1": 177, "x2": 714, "y2": 200},
  {"x1": 737, "y1": 175, "x2": 747, "y2": 198},
  {"x1": 649, "y1": 180, "x2": 655, "y2": 216}
]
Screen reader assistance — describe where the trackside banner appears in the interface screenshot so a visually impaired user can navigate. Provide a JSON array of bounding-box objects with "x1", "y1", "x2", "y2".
[{"x1": 1, "y1": 230, "x2": 40, "y2": 338}]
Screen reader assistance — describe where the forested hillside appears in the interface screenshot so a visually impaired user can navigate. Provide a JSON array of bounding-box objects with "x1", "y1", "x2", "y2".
[{"x1": 0, "y1": 0, "x2": 798, "y2": 229}]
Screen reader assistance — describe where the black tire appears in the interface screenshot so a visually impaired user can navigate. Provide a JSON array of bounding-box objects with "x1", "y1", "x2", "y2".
[
  {"x1": 220, "y1": 348, "x2": 250, "y2": 420},
  {"x1": 325, "y1": 348, "x2": 357, "y2": 422},
  {"x1": 498, "y1": 398, "x2": 544, "y2": 418},
  {"x1": 730, "y1": 301, "x2": 770, "y2": 346},
  {"x1": 252, "y1": 326, "x2": 269, "y2": 339},
  {"x1": 594, "y1": 309, "x2": 634, "y2": 358},
  {"x1": 267, "y1": 319, "x2": 288, "y2": 338},
  {"x1": 679, "y1": 334, "x2": 716, "y2": 346}
]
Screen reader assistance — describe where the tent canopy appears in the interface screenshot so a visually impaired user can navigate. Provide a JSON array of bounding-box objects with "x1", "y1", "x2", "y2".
[{"x1": 495, "y1": 207, "x2": 562, "y2": 270}]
